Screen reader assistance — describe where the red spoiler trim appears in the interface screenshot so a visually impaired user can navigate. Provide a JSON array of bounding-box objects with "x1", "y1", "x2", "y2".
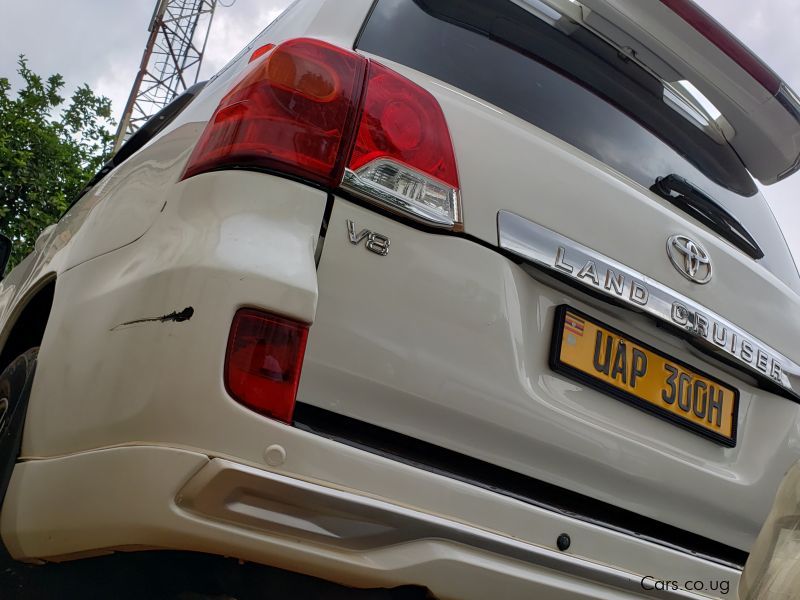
[{"x1": 659, "y1": 0, "x2": 781, "y2": 94}]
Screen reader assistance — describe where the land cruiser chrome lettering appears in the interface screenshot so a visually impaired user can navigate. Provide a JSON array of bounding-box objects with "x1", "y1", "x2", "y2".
[
  {"x1": 498, "y1": 211, "x2": 799, "y2": 397},
  {"x1": 670, "y1": 300, "x2": 784, "y2": 383},
  {"x1": 555, "y1": 246, "x2": 650, "y2": 306}
]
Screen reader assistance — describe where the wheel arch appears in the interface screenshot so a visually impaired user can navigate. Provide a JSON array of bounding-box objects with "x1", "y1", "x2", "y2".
[{"x1": 0, "y1": 277, "x2": 56, "y2": 375}]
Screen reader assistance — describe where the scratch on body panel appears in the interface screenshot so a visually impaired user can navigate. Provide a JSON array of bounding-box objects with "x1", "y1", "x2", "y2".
[{"x1": 111, "y1": 307, "x2": 194, "y2": 331}]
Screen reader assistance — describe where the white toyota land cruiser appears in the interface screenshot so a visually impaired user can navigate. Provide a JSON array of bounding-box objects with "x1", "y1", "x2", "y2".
[{"x1": 1, "y1": 1, "x2": 800, "y2": 598}]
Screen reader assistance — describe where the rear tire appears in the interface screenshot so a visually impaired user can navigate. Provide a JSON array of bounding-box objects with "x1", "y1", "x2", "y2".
[{"x1": 0, "y1": 348, "x2": 38, "y2": 555}]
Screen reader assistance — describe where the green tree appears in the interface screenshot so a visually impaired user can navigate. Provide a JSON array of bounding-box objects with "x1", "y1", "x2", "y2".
[{"x1": 0, "y1": 56, "x2": 115, "y2": 268}]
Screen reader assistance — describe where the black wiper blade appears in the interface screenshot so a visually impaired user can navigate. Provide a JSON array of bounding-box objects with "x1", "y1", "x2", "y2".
[{"x1": 650, "y1": 174, "x2": 764, "y2": 260}]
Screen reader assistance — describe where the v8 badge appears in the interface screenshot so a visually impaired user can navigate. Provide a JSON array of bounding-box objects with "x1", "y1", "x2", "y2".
[{"x1": 346, "y1": 220, "x2": 390, "y2": 256}]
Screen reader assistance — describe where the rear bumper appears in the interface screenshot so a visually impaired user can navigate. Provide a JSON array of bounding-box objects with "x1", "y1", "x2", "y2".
[{"x1": 2, "y1": 445, "x2": 738, "y2": 600}]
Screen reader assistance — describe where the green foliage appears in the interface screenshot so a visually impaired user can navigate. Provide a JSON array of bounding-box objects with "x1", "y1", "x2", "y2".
[{"x1": 0, "y1": 56, "x2": 115, "y2": 268}]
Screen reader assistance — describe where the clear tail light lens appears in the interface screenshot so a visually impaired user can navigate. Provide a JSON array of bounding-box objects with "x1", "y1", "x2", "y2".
[
  {"x1": 182, "y1": 38, "x2": 461, "y2": 229},
  {"x1": 224, "y1": 309, "x2": 309, "y2": 424},
  {"x1": 346, "y1": 159, "x2": 460, "y2": 226}
]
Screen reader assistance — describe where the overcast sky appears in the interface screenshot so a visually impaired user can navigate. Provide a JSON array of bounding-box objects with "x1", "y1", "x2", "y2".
[{"x1": 1, "y1": 0, "x2": 797, "y2": 260}]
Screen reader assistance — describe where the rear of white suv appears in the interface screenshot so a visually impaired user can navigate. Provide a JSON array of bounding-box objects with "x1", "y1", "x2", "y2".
[{"x1": 1, "y1": 1, "x2": 800, "y2": 598}]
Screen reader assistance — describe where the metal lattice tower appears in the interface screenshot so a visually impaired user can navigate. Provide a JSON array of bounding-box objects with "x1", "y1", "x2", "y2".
[{"x1": 114, "y1": 0, "x2": 218, "y2": 151}]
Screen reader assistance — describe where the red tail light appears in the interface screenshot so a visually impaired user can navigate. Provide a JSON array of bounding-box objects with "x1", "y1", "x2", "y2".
[
  {"x1": 248, "y1": 43, "x2": 275, "y2": 63},
  {"x1": 182, "y1": 38, "x2": 365, "y2": 187},
  {"x1": 349, "y1": 61, "x2": 459, "y2": 188},
  {"x1": 224, "y1": 309, "x2": 309, "y2": 423},
  {"x1": 182, "y1": 37, "x2": 461, "y2": 229},
  {"x1": 343, "y1": 61, "x2": 460, "y2": 228}
]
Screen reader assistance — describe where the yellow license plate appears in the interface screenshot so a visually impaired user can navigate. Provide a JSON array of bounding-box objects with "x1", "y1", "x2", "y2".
[{"x1": 551, "y1": 306, "x2": 739, "y2": 446}]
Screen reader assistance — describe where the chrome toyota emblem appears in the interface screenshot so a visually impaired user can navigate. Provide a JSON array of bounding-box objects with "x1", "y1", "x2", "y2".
[{"x1": 667, "y1": 235, "x2": 712, "y2": 284}]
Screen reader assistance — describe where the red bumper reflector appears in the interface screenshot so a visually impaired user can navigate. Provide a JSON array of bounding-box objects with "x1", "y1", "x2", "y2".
[{"x1": 224, "y1": 309, "x2": 309, "y2": 423}]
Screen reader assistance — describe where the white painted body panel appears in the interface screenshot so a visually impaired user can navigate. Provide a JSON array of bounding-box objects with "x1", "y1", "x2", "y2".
[
  {"x1": 299, "y1": 201, "x2": 799, "y2": 552},
  {"x1": 21, "y1": 172, "x2": 325, "y2": 459}
]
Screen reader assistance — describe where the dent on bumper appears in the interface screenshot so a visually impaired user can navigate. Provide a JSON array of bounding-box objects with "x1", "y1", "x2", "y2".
[{"x1": 2, "y1": 446, "x2": 734, "y2": 600}]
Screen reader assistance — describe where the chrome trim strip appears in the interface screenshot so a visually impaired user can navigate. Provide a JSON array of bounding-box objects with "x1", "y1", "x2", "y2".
[
  {"x1": 498, "y1": 211, "x2": 800, "y2": 400},
  {"x1": 179, "y1": 458, "x2": 720, "y2": 598}
]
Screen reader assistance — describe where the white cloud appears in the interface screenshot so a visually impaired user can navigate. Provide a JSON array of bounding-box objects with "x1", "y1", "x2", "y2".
[
  {"x1": 0, "y1": 0, "x2": 291, "y2": 125},
  {"x1": 201, "y1": 4, "x2": 288, "y2": 78}
]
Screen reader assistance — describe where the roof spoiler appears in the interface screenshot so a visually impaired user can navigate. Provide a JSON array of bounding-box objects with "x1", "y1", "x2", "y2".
[{"x1": 561, "y1": 0, "x2": 800, "y2": 185}]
